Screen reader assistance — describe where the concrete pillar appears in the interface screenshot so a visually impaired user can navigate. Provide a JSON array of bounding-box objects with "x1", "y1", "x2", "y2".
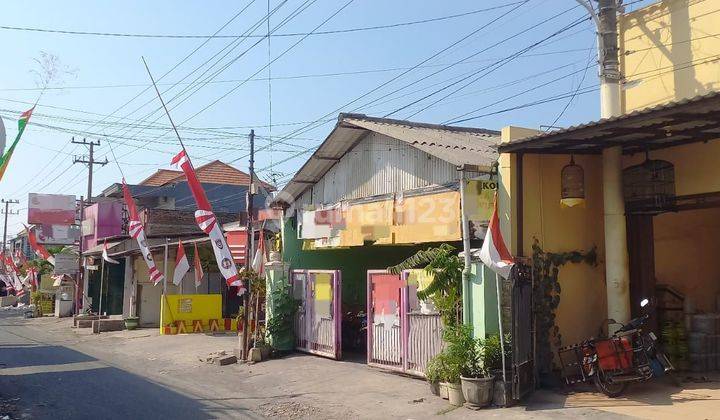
[{"x1": 601, "y1": 79, "x2": 631, "y2": 326}]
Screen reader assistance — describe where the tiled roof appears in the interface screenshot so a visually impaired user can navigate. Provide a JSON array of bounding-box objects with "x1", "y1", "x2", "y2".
[
  {"x1": 139, "y1": 169, "x2": 182, "y2": 186},
  {"x1": 166, "y1": 160, "x2": 275, "y2": 190}
]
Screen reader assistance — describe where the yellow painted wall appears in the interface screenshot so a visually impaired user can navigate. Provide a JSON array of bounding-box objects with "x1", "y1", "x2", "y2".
[
  {"x1": 520, "y1": 154, "x2": 608, "y2": 347},
  {"x1": 159, "y1": 294, "x2": 236, "y2": 334},
  {"x1": 619, "y1": 0, "x2": 720, "y2": 112},
  {"x1": 622, "y1": 141, "x2": 720, "y2": 196},
  {"x1": 653, "y1": 207, "x2": 720, "y2": 312},
  {"x1": 500, "y1": 127, "x2": 608, "y2": 347}
]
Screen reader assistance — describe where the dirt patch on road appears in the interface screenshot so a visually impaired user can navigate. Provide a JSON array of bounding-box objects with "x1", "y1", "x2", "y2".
[{"x1": 258, "y1": 399, "x2": 358, "y2": 419}]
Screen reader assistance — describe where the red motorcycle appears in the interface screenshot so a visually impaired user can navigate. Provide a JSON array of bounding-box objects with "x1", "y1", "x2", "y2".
[{"x1": 558, "y1": 299, "x2": 674, "y2": 397}]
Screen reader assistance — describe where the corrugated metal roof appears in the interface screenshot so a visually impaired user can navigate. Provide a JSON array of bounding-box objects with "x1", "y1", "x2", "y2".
[
  {"x1": 275, "y1": 114, "x2": 500, "y2": 205},
  {"x1": 499, "y1": 91, "x2": 720, "y2": 154}
]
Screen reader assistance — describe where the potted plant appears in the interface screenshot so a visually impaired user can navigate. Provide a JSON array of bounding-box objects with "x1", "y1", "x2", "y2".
[
  {"x1": 460, "y1": 335, "x2": 496, "y2": 408},
  {"x1": 425, "y1": 354, "x2": 443, "y2": 396},
  {"x1": 442, "y1": 325, "x2": 476, "y2": 406},
  {"x1": 124, "y1": 316, "x2": 140, "y2": 330}
]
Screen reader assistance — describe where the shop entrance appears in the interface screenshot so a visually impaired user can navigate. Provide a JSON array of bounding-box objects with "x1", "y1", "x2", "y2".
[{"x1": 628, "y1": 195, "x2": 720, "y2": 372}]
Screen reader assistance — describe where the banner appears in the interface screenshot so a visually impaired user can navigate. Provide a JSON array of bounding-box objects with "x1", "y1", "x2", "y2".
[
  {"x1": 171, "y1": 150, "x2": 241, "y2": 292},
  {"x1": 122, "y1": 180, "x2": 164, "y2": 285}
]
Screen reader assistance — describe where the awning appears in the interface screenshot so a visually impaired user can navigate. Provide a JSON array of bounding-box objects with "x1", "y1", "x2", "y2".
[
  {"x1": 498, "y1": 91, "x2": 720, "y2": 155},
  {"x1": 83, "y1": 237, "x2": 210, "y2": 259},
  {"x1": 83, "y1": 241, "x2": 123, "y2": 256}
]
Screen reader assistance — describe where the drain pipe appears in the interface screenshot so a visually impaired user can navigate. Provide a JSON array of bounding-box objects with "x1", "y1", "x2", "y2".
[{"x1": 459, "y1": 167, "x2": 472, "y2": 326}]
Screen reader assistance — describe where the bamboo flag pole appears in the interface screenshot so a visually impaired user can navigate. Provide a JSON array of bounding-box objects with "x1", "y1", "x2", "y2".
[
  {"x1": 495, "y1": 272, "x2": 507, "y2": 386},
  {"x1": 163, "y1": 238, "x2": 169, "y2": 296},
  {"x1": 98, "y1": 257, "x2": 106, "y2": 316}
]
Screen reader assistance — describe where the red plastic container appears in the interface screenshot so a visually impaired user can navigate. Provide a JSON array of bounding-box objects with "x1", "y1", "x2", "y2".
[{"x1": 596, "y1": 337, "x2": 633, "y2": 371}]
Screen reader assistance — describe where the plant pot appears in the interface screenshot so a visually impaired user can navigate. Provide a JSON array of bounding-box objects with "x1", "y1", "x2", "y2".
[
  {"x1": 124, "y1": 317, "x2": 139, "y2": 330},
  {"x1": 439, "y1": 382, "x2": 450, "y2": 400},
  {"x1": 428, "y1": 381, "x2": 440, "y2": 396},
  {"x1": 461, "y1": 376, "x2": 494, "y2": 408},
  {"x1": 447, "y1": 382, "x2": 465, "y2": 406}
]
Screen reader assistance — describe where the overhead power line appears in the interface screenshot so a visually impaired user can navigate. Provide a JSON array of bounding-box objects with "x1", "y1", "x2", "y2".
[{"x1": 0, "y1": 3, "x2": 524, "y2": 39}]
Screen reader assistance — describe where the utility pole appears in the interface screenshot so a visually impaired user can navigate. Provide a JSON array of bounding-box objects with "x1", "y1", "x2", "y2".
[
  {"x1": 578, "y1": 0, "x2": 630, "y2": 327},
  {"x1": 242, "y1": 129, "x2": 255, "y2": 360},
  {"x1": 1, "y1": 199, "x2": 20, "y2": 255},
  {"x1": 76, "y1": 196, "x2": 85, "y2": 315},
  {"x1": 72, "y1": 138, "x2": 108, "y2": 204}
]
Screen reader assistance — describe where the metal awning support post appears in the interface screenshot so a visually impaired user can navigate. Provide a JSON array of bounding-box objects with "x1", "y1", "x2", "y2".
[{"x1": 458, "y1": 167, "x2": 472, "y2": 326}]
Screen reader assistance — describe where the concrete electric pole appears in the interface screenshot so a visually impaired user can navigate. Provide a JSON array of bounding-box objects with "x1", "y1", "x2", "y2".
[
  {"x1": 577, "y1": 0, "x2": 631, "y2": 327},
  {"x1": 72, "y1": 138, "x2": 108, "y2": 204},
  {"x1": 1, "y1": 199, "x2": 20, "y2": 255},
  {"x1": 242, "y1": 129, "x2": 255, "y2": 360}
]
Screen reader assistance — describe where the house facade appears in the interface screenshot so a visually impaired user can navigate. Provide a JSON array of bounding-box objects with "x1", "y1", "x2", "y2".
[
  {"x1": 81, "y1": 160, "x2": 272, "y2": 328},
  {"x1": 496, "y1": 0, "x2": 720, "y2": 377},
  {"x1": 273, "y1": 113, "x2": 500, "y2": 375}
]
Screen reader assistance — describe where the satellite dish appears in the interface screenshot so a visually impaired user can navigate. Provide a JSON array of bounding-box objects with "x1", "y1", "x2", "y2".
[{"x1": 0, "y1": 116, "x2": 6, "y2": 155}]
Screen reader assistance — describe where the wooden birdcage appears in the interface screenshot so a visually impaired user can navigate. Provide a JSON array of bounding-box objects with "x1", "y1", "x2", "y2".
[
  {"x1": 561, "y1": 155, "x2": 585, "y2": 207},
  {"x1": 623, "y1": 154, "x2": 675, "y2": 213}
]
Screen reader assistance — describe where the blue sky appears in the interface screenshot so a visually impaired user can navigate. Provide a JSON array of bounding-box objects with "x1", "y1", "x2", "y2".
[{"x1": 0, "y1": 0, "x2": 655, "y2": 236}]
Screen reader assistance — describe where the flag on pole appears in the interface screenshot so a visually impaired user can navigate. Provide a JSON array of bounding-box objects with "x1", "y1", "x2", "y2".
[
  {"x1": 25, "y1": 224, "x2": 55, "y2": 265},
  {"x1": 122, "y1": 180, "x2": 164, "y2": 285},
  {"x1": 479, "y1": 196, "x2": 515, "y2": 279},
  {"x1": 102, "y1": 240, "x2": 120, "y2": 264},
  {"x1": 193, "y1": 242, "x2": 204, "y2": 288},
  {"x1": 171, "y1": 150, "x2": 241, "y2": 292},
  {"x1": 5, "y1": 256, "x2": 24, "y2": 297},
  {"x1": 0, "y1": 107, "x2": 34, "y2": 181},
  {"x1": 0, "y1": 275, "x2": 13, "y2": 294},
  {"x1": 173, "y1": 240, "x2": 190, "y2": 286},
  {"x1": 251, "y1": 229, "x2": 266, "y2": 275},
  {"x1": 14, "y1": 248, "x2": 27, "y2": 266},
  {"x1": 25, "y1": 267, "x2": 39, "y2": 289}
]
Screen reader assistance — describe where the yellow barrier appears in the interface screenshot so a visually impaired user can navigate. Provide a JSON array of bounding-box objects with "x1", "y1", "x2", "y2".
[{"x1": 159, "y1": 294, "x2": 239, "y2": 335}]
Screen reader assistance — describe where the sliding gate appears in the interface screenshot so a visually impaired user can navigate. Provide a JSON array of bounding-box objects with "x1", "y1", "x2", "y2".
[
  {"x1": 367, "y1": 270, "x2": 443, "y2": 377},
  {"x1": 291, "y1": 270, "x2": 342, "y2": 360}
]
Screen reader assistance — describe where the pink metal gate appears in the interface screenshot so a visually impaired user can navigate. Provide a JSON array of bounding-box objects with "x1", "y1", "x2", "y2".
[
  {"x1": 367, "y1": 270, "x2": 443, "y2": 377},
  {"x1": 292, "y1": 270, "x2": 342, "y2": 360}
]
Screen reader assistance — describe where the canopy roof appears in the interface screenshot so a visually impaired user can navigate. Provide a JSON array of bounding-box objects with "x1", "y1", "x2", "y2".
[{"x1": 499, "y1": 91, "x2": 720, "y2": 155}]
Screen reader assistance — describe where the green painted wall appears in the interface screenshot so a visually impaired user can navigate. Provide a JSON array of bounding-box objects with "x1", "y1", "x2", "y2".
[
  {"x1": 468, "y1": 261, "x2": 501, "y2": 339},
  {"x1": 282, "y1": 217, "x2": 461, "y2": 311}
]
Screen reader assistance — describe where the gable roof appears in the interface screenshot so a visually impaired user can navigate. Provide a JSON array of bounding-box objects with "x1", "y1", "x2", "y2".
[
  {"x1": 139, "y1": 161, "x2": 275, "y2": 190},
  {"x1": 140, "y1": 169, "x2": 182, "y2": 186},
  {"x1": 275, "y1": 113, "x2": 500, "y2": 205}
]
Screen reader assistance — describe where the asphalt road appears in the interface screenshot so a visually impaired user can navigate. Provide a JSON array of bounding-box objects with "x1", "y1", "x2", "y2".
[{"x1": 0, "y1": 310, "x2": 253, "y2": 420}]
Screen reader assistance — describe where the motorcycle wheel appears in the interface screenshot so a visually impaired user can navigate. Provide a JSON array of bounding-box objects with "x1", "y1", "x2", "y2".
[{"x1": 594, "y1": 370, "x2": 628, "y2": 398}]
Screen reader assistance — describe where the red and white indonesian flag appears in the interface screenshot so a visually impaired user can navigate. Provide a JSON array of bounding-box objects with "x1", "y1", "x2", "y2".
[
  {"x1": 25, "y1": 267, "x2": 39, "y2": 289},
  {"x1": 173, "y1": 240, "x2": 190, "y2": 286},
  {"x1": 171, "y1": 150, "x2": 242, "y2": 292},
  {"x1": 25, "y1": 224, "x2": 55, "y2": 266},
  {"x1": 122, "y1": 180, "x2": 164, "y2": 286},
  {"x1": 193, "y1": 242, "x2": 204, "y2": 288},
  {"x1": 251, "y1": 229, "x2": 266, "y2": 275},
  {"x1": 0, "y1": 275, "x2": 12, "y2": 293},
  {"x1": 479, "y1": 197, "x2": 514, "y2": 279},
  {"x1": 102, "y1": 241, "x2": 120, "y2": 264}
]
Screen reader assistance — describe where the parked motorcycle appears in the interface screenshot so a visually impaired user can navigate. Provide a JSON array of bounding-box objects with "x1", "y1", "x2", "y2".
[{"x1": 558, "y1": 298, "x2": 674, "y2": 397}]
